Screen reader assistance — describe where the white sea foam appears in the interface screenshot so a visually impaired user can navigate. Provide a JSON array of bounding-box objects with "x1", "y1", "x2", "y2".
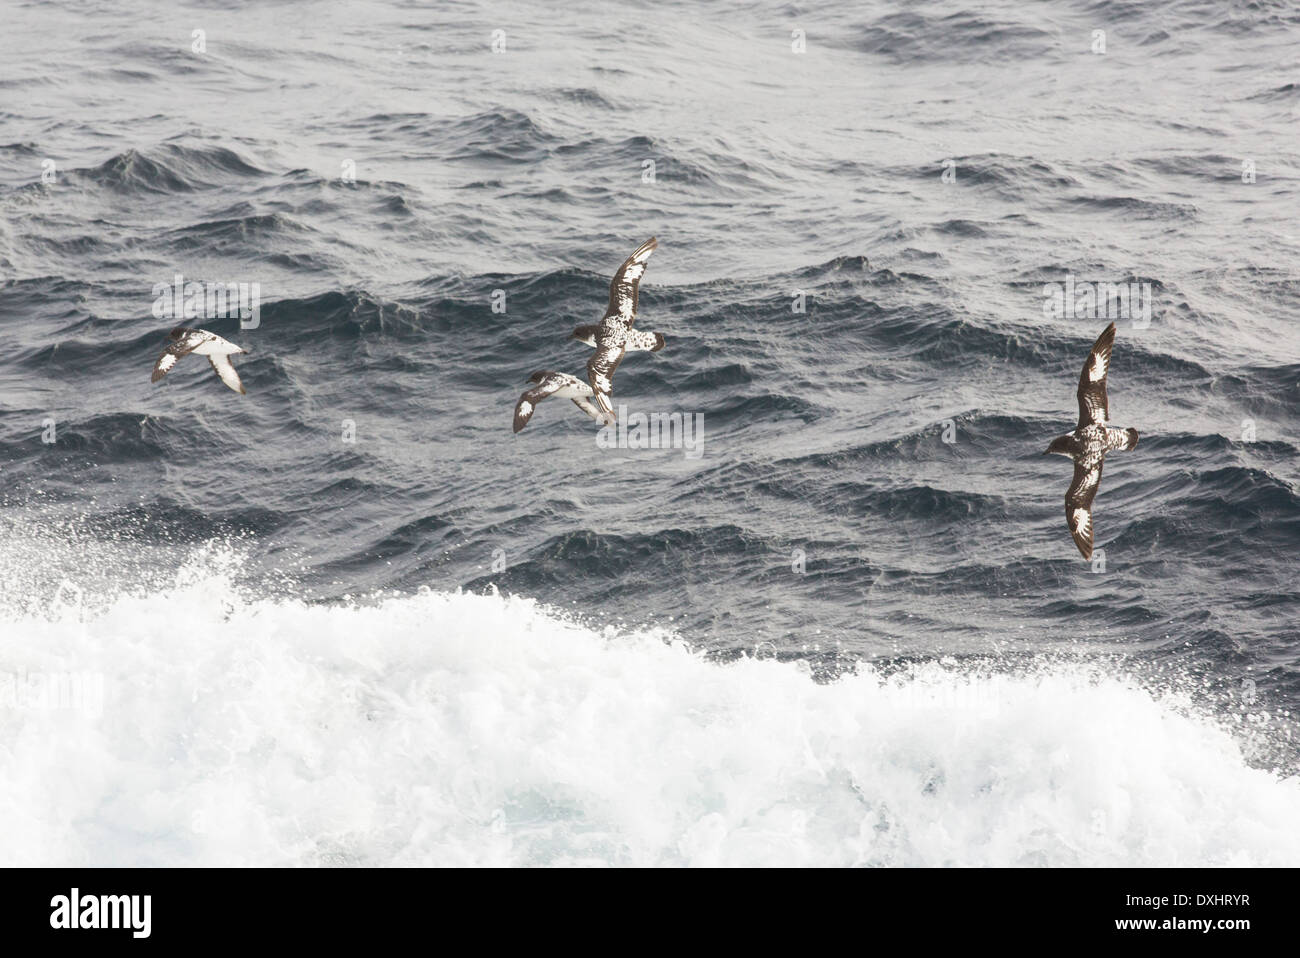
[{"x1": 1, "y1": 545, "x2": 1298, "y2": 867}]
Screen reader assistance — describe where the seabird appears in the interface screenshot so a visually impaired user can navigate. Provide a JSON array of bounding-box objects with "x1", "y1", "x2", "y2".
[
  {"x1": 582, "y1": 237, "x2": 665, "y2": 422},
  {"x1": 151, "y1": 326, "x2": 247, "y2": 395},
  {"x1": 513, "y1": 370, "x2": 605, "y2": 433},
  {"x1": 1044, "y1": 321, "x2": 1139, "y2": 559}
]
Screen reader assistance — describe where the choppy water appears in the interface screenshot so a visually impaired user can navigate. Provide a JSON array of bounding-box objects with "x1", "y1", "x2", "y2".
[{"x1": 1, "y1": 0, "x2": 1298, "y2": 865}]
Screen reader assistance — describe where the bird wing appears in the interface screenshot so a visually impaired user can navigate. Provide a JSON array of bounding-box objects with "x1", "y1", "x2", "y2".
[
  {"x1": 570, "y1": 396, "x2": 606, "y2": 424},
  {"x1": 1076, "y1": 322, "x2": 1116, "y2": 427},
  {"x1": 1065, "y1": 460, "x2": 1104, "y2": 559},
  {"x1": 208, "y1": 354, "x2": 246, "y2": 394},
  {"x1": 586, "y1": 342, "x2": 625, "y2": 417},
  {"x1": 1106, "y1": 427, "x2": 1139, "y2": 452},
  {"x1": 513, "y1": 379, "x2": 563, "y2": 433},
  {"x1": 624, "y1": 328, "x2": 664, "y2": 352},
  {"x1": 603, "y1": 237, "x2": 657, "y2": 325},
  {"x1": 151, "y1": 330, "x2": 207, "y2": 383}
]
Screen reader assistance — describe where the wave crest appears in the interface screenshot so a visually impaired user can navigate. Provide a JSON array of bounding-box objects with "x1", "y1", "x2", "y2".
[{"x1": 1, "y1": 552, "x2": 1296, "y2": 866}]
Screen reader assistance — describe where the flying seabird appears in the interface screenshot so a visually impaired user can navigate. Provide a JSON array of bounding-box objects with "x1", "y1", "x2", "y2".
[
  {"x1": 151, "y1": 326, "x2": 247, "y2": 395},
  {"x1": 513, "y1": 371, "x2": 605, "y2": 433},
  {"x1": 1043, "y1": 322, "x2": 1139, "y2": 559},
  {"x1": 582, "y1": 237, "x2": 665, "y2": 423}
]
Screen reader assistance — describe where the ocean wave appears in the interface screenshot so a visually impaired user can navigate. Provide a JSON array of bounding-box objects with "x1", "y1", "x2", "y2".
[
  {"x1": 72, "y1": 144, "x2": 267, "y2": 195},
  {"x1": 0, "y1": 549, "x2": 1295, "y2": 867},
  {"x1": 1066, "y1": 194, "x2": 1199, "y2": 220},
  {"x1": 899, "y1": 154, "x2": 1080, "y2": 200},
  {"x1": 337, "y1": 109, "x2": 561, "y2": 165},
  {"x1": 842, "y1": 11, "x2": 1056, "y2": 64},
  {"x1": 470, "y1": 525, "x2": 765, "y2": 591},
  {"x1": 1246, "y1": 81, "x2": 1300, "y2": 102}
]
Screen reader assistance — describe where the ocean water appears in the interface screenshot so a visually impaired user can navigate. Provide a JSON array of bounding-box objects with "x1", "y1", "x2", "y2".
[{"x1": 1, "y1": 0, "x2": 1298, "y2": 866}]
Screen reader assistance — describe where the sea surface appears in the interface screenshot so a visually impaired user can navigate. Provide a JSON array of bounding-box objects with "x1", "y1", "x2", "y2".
[{"x1": 1, "y1": 0, "x2": 1298, "y2": 866}]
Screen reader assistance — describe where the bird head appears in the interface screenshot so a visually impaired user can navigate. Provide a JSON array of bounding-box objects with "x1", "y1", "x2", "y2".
[
  {"x1": 569, "y1": 324, "x2": 598, "y2": 346},
  {"x1": 1044, "y1": 435, "x2": 1073, "y2": 457},
  {"x1": 526, "y1": 371, "x2": 549, "y2": 384},
  {"x1": 168, "y1": 326, "x2": 188, "y2": 340}
]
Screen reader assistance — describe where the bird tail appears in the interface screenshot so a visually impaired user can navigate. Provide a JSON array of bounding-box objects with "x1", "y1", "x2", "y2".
[
  {"x1": 1124, "y1": 427, "x2": 1139, "y2": 450},
  {"x1": 592, "y1": 392, "x2": 617, "y2": 426}
]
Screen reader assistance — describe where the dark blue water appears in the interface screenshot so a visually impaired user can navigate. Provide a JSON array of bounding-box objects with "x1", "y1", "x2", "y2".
[{"x1": 1, "y1": 0, "x2": 1298, "y2": 865}]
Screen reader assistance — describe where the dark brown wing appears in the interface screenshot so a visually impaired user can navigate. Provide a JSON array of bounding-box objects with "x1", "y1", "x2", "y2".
[
  {"x1": 1076, "y1": 322, "x2": 1115, "y2": 427},
  {"x1": 513, "y1": 380, "x2": 562, "y2": 433},
  {"x1": 151, "y1": 330, "x2": 206, "y2": 383},
  {"x1": 603, "y1": 237, "x2": 657, "y2": 324},
  {"x1": 1065, "y1": 461, "x2": 1104, "y2": 559}
]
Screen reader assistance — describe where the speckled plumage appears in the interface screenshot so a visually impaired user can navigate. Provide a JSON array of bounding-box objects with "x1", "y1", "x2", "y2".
[
  {"x1": 1044, "y1": 323, "x2": 1140, "y2": 559},
  {"x1": 151, "y1": 326, "x2": 247, "y2": 395},
  {"x1": 582, "y1": 237, "x2": 666, "y2": 420},
  {"x1": 513, "y1": 370, "x2": 604, "y2": 433}
]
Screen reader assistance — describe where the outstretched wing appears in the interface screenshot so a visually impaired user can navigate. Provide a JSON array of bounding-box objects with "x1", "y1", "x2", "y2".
[
  {"x1": 151, "y1": 329, "x2": 207, "y2": 383},
  {"x1": 1065, "y1": 461, "x2": 1104, "y2": 559},
  {"x1": 603, "y1": 237, "x2": 657, "y2": 325},
  {"x1": 570, "y1": 396, "x2": 605, "y2": 424},
  {"x1": 624, "y1": 329, "x2": 665, "y2": 353},
  {"x1": 208, "y1": 355, "x2": 246, "y2": 395},
  {"x1": 513, "y1": 380, "x2": 563, "y2": 433},
  {"x1": 586, "y1": 342, "x2": 625, "y2": 417},
  {"x1": 1077, "y1": 322, "x2": 1115, "y2": 427}
]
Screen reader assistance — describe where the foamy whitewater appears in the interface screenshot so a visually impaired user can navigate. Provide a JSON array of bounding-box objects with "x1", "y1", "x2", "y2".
[{"x1": 1, "y1": 545, "x2": 1297, "y2": 868}]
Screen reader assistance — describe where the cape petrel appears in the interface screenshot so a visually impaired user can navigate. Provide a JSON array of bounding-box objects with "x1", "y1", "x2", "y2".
[
  {"x1": 583, "y1": 237, "x2": 665, "y2": 422},
  {"x1": 151, "y1": 326, "x2": 248, "y2": 395},
  {"x1": 513, "y1": 370, "x2": 605, "y2": 433},
  {"x1": 1044, "y1": 321, "x2": 1139, "y2": 559}
]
